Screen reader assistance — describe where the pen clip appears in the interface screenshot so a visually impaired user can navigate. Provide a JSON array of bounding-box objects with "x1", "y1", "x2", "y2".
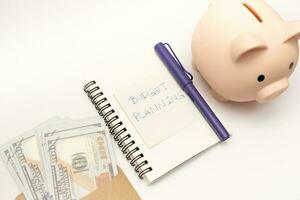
[{"x1": 164, "y1": 43, "x2": 194, "y2": 81}]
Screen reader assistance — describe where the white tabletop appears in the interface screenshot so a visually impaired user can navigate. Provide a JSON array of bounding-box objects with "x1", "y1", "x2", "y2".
[{"x1": 1, "y1": 0, "x2": 300, "y2": 199}]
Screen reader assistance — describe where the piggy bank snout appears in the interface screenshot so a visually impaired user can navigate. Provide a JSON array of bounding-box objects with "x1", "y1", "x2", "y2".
[{"x1": 256, "y1": 79, "x2": 289, "y2": 104}]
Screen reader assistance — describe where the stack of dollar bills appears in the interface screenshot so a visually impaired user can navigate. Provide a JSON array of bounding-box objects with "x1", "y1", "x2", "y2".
[{"x1": 0, "y1": 116, "x2": 118, "y2": 200}]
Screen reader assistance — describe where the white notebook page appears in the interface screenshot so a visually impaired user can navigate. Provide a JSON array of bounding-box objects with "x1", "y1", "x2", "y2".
[
  {"x1": 113, "y1": 67, "x2": 220, "y2": 183},
  {"x1": 114, "y1": 71, "x2": 201, "y2": 148}
]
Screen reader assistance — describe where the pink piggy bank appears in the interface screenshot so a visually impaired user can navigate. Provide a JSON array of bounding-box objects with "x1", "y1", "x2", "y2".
[{"x1": 192, "y1": 0, "x2": 300, "y2": 103}]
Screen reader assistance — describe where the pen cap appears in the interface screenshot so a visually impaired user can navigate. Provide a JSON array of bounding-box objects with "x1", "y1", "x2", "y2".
[{"x1": 155, "y1": 43, "x2": 192, "y2": 89}]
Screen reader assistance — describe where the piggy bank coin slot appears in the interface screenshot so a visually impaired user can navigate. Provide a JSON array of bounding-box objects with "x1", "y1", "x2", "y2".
[{"x1": 243, "y1": 3, "x2": 263, "y2": 23}]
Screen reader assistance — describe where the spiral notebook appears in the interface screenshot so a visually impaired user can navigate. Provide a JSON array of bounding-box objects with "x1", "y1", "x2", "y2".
[{"x1": 83, "y1": 65, "x2": 225, "y2": 184}]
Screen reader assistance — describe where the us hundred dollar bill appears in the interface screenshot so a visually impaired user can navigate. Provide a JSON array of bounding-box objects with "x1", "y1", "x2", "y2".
[
  {"x1": 0, "y1": 117, "x2": 61, "y2": 200},
  {"x1": 42, "y1": 125, "x2": 117, "y2": 200},
  {"x1": 38, "y1": 117, "x2": 103, "y2": 160},
  {"x1": 4, "y1": 117, "x2": 62, "y2": 200},
  {"x1": 0, "y1": 145, "x2": 33, "y2": 200},
  {"x1": 37, "y1": 116, "x2": 107, "y2": 195},
  {"x1": 11, "y1": 134, "x2": 47, "y2": 200}
]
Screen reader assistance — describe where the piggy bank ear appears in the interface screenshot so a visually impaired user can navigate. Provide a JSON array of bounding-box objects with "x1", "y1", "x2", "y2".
[
  {"x1": 284, "y1": 21, "x2": 300, "y2": 42},
  {"x1": 231, "y1": 33, "x2": 268, "y2": 62}
]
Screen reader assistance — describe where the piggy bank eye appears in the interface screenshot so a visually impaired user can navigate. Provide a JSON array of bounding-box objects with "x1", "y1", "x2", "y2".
[
  {"x1": 289, "y1": 62, "x2": 294, "y2": 70},
  {"x1": 257, "y1": 74, "x2": 265, "y2": 82}
]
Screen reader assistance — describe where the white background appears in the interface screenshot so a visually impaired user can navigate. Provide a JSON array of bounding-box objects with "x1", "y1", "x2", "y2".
[{"x1": 0, "y1": 0, "x2": 300, "y2": 199}]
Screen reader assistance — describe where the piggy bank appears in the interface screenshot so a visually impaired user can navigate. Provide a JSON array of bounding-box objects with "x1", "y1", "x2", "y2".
[{"x1": 192, "y1": 0, "x2": 300, "y2": 103}]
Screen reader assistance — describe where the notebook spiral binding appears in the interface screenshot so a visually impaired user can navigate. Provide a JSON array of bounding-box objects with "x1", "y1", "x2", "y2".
[{"x1": 84, "y1": 81, "x2": 153, "y2": 179}]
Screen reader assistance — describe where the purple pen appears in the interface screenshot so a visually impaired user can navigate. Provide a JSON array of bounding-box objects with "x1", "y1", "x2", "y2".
[{"x1": 154, "y1": 42, "x2": 230, "y2": 141}]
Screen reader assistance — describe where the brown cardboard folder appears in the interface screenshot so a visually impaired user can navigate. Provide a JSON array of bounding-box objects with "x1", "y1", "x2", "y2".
[{"x1": 15, "y1": 167, "x2": 141, "y2": 200}]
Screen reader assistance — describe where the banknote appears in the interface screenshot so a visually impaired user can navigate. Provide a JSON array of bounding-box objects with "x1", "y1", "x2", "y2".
[
  {"x1": 10, "y1": 133, "x2": 47, "y2": 200},
  {"x1": 0, "y1": 116, "x2": 117, "y2": 200},
  {"x1": 42, "y1": 125, "x2": 117, "y2": 200},
  {"x1": 1, "y1": 117, "x2": 62, "y2": 200},
  {"x1": 37, "y1": 116, "x2": 108, "y2": 197},
  {"x1": 38, "y1": 116, "x2": 103, "y2": 159},
  {"x1": 0, "y1": 145, "x2": 33, "y2": 199}
]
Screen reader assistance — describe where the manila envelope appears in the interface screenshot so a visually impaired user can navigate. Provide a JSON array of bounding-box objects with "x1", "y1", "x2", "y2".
[{"x1": 15, "y1": 167, "x2": 141, "y2": 200}]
